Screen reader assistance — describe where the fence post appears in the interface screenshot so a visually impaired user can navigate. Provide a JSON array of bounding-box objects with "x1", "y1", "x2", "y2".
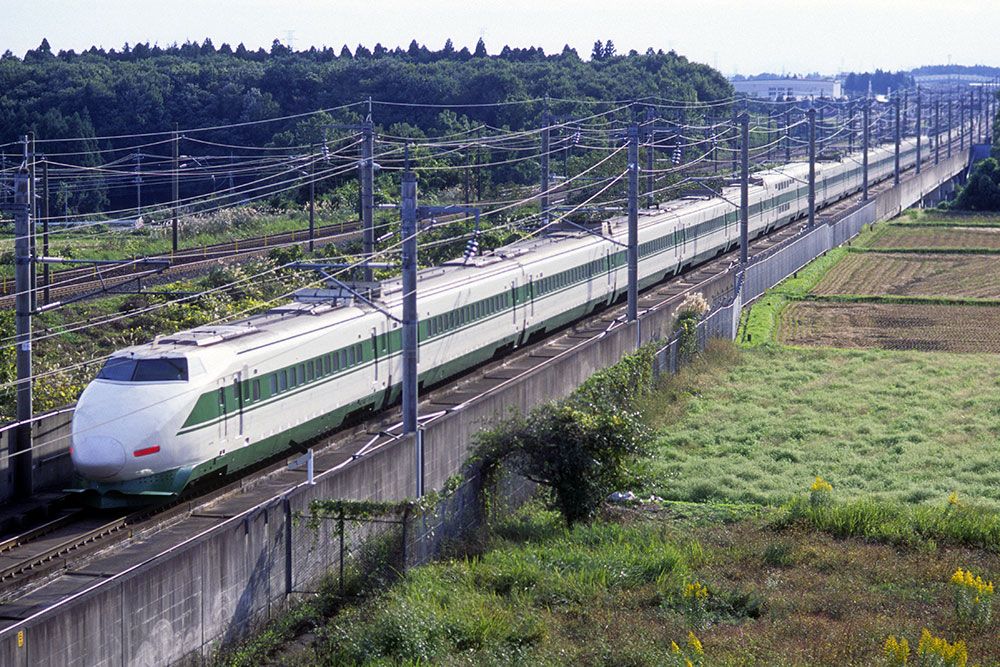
[
  {"x1": 284, "y1": 495, "x2": 293, "y2": 596},
  {"x1": 338, "y1": 510, "x2": 345, "y2": 595}
]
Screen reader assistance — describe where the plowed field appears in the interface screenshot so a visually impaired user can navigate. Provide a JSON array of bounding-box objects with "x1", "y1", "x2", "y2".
[
  {"x1": 811, "y1": 252, "x2": 1000, "y2": 298},
  {"x1": 868, "y1": 225, "x2": 1000, "y2": 249},
  {"x1": 778, "y1": 301, "x2": 1000, "y2": 352}
]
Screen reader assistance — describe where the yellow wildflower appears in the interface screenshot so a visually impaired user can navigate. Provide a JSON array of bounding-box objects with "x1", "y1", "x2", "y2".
[
  {"x1": 810, "y1": 476, "x2": 833, "y2": 493},
  {"x1": 687, "y1": 631, "x2": 704, "y2": 655},
  {"x1": 884, "y1": 635, "x2": 910, "y2": 664}
]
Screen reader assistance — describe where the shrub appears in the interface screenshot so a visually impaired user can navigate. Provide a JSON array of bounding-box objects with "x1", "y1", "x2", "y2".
[
  {"x1": 673, "y1": 292, "x2": 709, "y2": 363},
  {"x1": 476, "y1": 402, "x2": 646, "y2": 525},
  {"x1": 474, "y1": 347, "x2": 653, "y2": 526}
]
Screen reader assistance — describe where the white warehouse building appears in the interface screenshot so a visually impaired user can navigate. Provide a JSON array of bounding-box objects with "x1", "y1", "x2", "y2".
[{"x1": 731, "y1": 78, "x2": 843, "y2": 100}]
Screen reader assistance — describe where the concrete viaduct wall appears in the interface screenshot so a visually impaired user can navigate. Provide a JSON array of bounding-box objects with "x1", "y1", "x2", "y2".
[{"x1": 0, "y1": 151, "x2": 971, "y2": 665}]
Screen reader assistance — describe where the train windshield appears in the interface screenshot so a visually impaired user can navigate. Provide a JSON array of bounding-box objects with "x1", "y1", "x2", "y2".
[{"x1": 97, "y1": 357, "x2": 189, "y2": 382}]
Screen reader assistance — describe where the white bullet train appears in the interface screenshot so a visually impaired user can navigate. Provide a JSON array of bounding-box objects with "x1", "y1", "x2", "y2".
[{"x1": 70, "y1": 134, "x2": 925, "y2": 506}]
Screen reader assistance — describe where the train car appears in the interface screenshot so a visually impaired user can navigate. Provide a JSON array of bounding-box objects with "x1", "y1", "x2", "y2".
[{"x1": 70, "y1": 135, "x2": 927, "y2": 507}]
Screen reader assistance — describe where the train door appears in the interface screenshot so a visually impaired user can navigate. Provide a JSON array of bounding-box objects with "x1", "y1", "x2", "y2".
[
  {"x1": 527, "y1": 276, "x2": 535, "y2": 317},
  {"x1": 236, "y1": 367, "x2": 247, "y2": 439},
  {"x1": 216, "y1": 377, "x2": 228, "y2": 453}
]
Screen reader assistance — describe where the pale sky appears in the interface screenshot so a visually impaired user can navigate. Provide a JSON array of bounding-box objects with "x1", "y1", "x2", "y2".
[{"x1": 1, "y1": 0, "x2": 996, "y2": 76}]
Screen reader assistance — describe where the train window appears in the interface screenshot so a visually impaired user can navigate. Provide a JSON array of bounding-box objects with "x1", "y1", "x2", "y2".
[
  {"x1": 269, "y1": 375, "x2": 277, "y2": 395},
  {"x1": 99, "y1": 357, "x2": 189, "y2": 382},
  {"x1": 252, "y1": 379, "x2": 261, "y2": 401},
  {"x1": 324, "y1": 355, "x2": 332, "y2": 374},
  {"x1": 290, "y1": 366, "x2": 297, "y2": 386},
  {"x1": 299, "y1": 364, "x2": 305, "y2": 381},
  {"x1": 279, "y1": 370, "x2": 287, "y2": 391},
  {"x1": 340, "y1": 349, "x2": 348, "y2": 368},
  {"x1": 242, "y1": 380, "x2": 250, "y2": 400},
  {"x1": 355, "y1": 344, "x2": 363, "y2": 362},
  {"x1": 307, "y1": 361, "x2": 314, "y2": 381},
  {"x1": 96, "y1": 358, "x2": 137, "y2": 381},
  {"x1": 348, "y1": 347, "x2": 355, "y2": 366}
]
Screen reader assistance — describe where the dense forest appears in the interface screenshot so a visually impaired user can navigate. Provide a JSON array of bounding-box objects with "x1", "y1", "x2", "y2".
[{"x1": 0, "y1": 38, "x2": 730, "y2": 214}]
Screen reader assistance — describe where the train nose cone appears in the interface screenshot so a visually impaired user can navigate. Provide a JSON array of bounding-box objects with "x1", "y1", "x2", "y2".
[{"x1": 72, "y1": 435, "x2": 126, "y2": 480}]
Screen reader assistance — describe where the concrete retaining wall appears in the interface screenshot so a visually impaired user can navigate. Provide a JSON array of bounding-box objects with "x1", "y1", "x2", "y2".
[{"x1": 0, "y1": 408, "x2": 75, "y2": 504}]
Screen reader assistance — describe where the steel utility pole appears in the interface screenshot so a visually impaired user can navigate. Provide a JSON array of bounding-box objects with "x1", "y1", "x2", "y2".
[
  {"x1": 361, "y1": 117, "x2": 375, "y2": 283},
  {"x1": 970, "y1": 89, "x2": 976, "y2": 147},
  {"x1": 902, "y1": 91, "x2": 909, "y2": 140},
  {"x1": 979, "y1": 86, "x2": 984, "y2": 143},
  {"x1": 540, "y1": 105, "x2": 550, "y2": 226},
  {"x1": 808, "y1": 107, "x2": 816, "y2": 227},
  {"x1": 934, "y1": 97, "x2": 941, "y2": 165},
  {"x1": 400, "y1": 152, "x2": 422, "y2": 498},
  {"x1": 740, "y1": 113, "x2": 749, "y2": 266},
  {"x1": 892, "y1": 95, "x2": 903, "y2": 185},
  {"x1": 645, "y1": 107, "x2": 655, "y2": 208},
  {"x1": 172, "y1": 129, "x2": 179, "y2": 253},
  {"x1": 28, "y1": 134, "x2": 36, "y2": 314},
  {"x1": 42, "y1": 158, "x2": 50, "y2": 304},
  {"x1": 960, "y1": 92, "x2": 965, "y2": 151},
  {"x1": 916, "y1": 88, "x2": 922, "y2": 174},
  {"x1": 818, "y1": 102, "x2": 825, "y2": 149},
  {"x1": 848, "y1": 100, "x2": 855, "y2": 154},
  {"x1": 784, "y1": 106, "x2": 791, "y2": 162},
  {"x1": 133, "y1": 152, "x2": 142, "y2": 217},
  {"x1": 862, "y1": 98, "x2": 870, "y2": 201},
  {"x1": 308, "y1": 146, "x2": 316, "y2": 252},
  {"x1": 13, "y1": 163, "x2": 33, "y2": 499},
  {"x1": 627, "y1": 123, "x2": 639, "y2": 343},
  {"x1": 731, "y1": 105, "x2": 739, "y2": 173},
  {"x1": 947, "y1": 97, "x2": 953, "y2": 159}
]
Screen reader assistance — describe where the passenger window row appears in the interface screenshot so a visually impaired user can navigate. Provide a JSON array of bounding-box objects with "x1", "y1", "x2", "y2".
[
  {"x1": 427, "y1": 293, "x2": 510, "y2": 337},
  {"x1": 264, "y1": 342, "x2": 365, "y2": 399}
]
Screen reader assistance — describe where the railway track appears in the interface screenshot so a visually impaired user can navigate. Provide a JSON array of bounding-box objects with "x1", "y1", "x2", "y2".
[
  {"x1": 0, "y1": 221, "x2": 362, "y2": 307},
  {"x1": 0, "y1": 150, "x2": 946, "y2": 606}
]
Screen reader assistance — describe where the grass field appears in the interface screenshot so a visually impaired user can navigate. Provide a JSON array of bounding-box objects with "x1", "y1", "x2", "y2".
[
  {"x1": 811, "y1": 251, "x2": 1000, "y2": 299},
  {"x1": 248, "y1": 502, "x2": 1000, "y2": 667},
  {"x1": 638, "y1": 344, "x2": 1000, "y2": 508}
]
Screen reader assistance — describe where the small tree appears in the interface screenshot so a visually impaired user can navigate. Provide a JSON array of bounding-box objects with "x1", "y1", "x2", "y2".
[
  {"x1": 477, "y1": 403, "x2": 645, "y2": 525},
  {"x1": 475, "y1": 348, "x2": 652, "y2": 525},
  {"x1": 954, "y1": 158, "x2": 1000, "y2": 210}
]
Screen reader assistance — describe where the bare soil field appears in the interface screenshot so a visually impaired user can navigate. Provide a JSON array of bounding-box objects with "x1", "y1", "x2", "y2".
[
  {"x1": 811, "y1": 252, "x2": 1000, "y2": 298},
  {"x1": 868, "y1": 225, "x2": 1000, "y2": 249},
  {"x1": 778, "y1": 301, "x2": 1000, "y2": 352}
]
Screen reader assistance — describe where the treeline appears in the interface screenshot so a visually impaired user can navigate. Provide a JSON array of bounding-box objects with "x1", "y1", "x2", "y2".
[
  {"x1": 911, "y1": 64, "x2": 1000, "y2": 78},
  {"x1": 0, "y1": 38, "x2": 730, "y2": 214},
  {"x1": 842, "y1": 69, "x2": 913, "y2": 95}
]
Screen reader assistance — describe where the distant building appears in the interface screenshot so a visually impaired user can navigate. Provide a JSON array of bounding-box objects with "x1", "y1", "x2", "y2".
[
  {"x1": 913, "y1": 73, "x2": 997, "y2": 91},
  {"x1": 731, "y1": 78, "x2": 843, "y2": 100}
]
